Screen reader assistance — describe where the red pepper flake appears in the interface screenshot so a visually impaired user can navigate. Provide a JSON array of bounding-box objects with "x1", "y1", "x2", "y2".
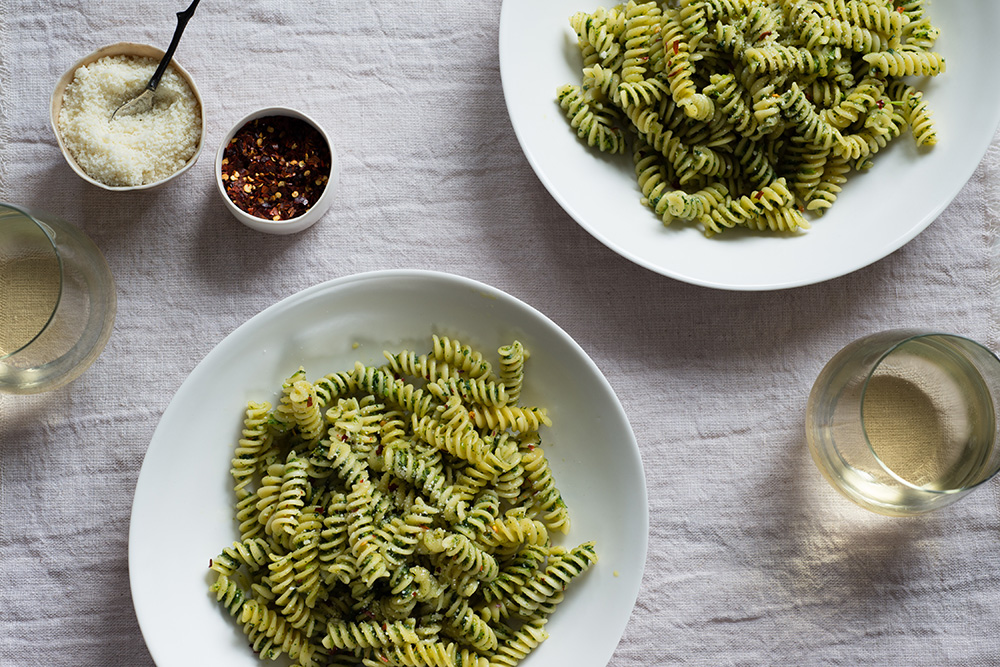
[
  {"x1": 671, "y1": 40, "x2": 679, "y2": 54},
  {"x1": 221, "y1": 115, "x2": 332, "y2": 221},
  {"x1": 876, "y1": 99, "x2": 885, "y2": 109}
]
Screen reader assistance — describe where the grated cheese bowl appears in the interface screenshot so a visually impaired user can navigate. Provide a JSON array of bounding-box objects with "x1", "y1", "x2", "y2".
[
  {"x1": 50, "y1": 42, "x2": 206, "y2": 192},
  {"x1": 215, "y1": 107, "x2": 338, "y2": 235}
]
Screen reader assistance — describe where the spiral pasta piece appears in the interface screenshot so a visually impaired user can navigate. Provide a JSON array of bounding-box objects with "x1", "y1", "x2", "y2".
[
  {"x1": 490, "y1": 618, "x2": 550, "y2": 667},
  {"x1": 621, "y1": 1, "x2": 660, "y2": 83},
  {"x1": 319, "y1": 495, "x2": 351, "y2": 570},
  {"x1": 506, "y1": 542, "x2": 598, "y2": 618},
  {"x1": 210, "y1": 572, "x2": 247, "y2": 617},
  {"x1": 785, "y1": 138, "x2": 829, "y2": 202},
  {"x1": 414, "y1": 396, "x2": 503, "y2": 471},
  {"x1": 819, "y1": 15, "x2": 889, "y2": 53},
  {"x1": 323, "y1": 619, "x2": 420, "y2": 650},
  {"x1": 231, "y1": 401, "x2": 273, "y2": 503},
  {"x1": 744, "y1": 43, "x2": 833, "y2": 77},
  {"x1": 520, "y1": 444, "x2": 571, "y2": 534},
  {"x1": 353, "y1": 362, "x2": 437, "y2": 419},
  {"x1": 481, "y1": 544, "x2": 549, "y2": 616},
  {"x1": 444, "y1": 595, "x2": 499, "y2": 652},
  {"x1": 287, "y1": 380, "x2": 324, "y2": 443},
  {"x1": 826, "y1": 0, "x2": 909, "y2": 35},
  {"x1": 704, "y1": 73, "x2": 760, "y2": 139},
  {"x1": 820, "y1": 78, "x2": 883, "y2": 129},
  {"x1": 806, "y1": 154, "x2": 850, "y2": 213},
  {"x1": 863, "y1": 48, "x2": 945, "y2": 77},
  {"x1": 346, "y1": 481, "x2": 392, "y2": 586},
  {"x1": 327, "y1": 397, "x2": 383, "y2": 454},
  {"x1": 557, "y1": 84, "x2": 626, "y2": 155},
  {"x1": 211, "y1": 537, "x2": 271, "y2": 576},
  {"x1": 372, "y1": 641, "x2": 460, "y2": 667},
  {"x1": 427, "y1": 376, "x2": 509, "y2": 408},
  {"x1": 470, "y1": 405, "x2": 552, "y2": 433},
  {"x1": 656, "y1": 10, "x2": 714, "y2": 121},
  {"x1": 707, "y1": 178, "x2": 796, "y2": 233},
  {"x1": 494, "y1": 451, "x2": 525, "y2": 503},
  {"x1": 497, "y1": 341, "x2": 526, "y2": 406},
  {"x1": 254, "y1": 462, "x2": 285, "y2": 530},
  {"x1": 480, "y1": 514, "x2": 550, "y2": 551},
  {"x1": 383, "y1": 443, "x2": 450, "y2": 506},
  {"x1": 240, "y1": 598, "x2": 319, "y2": 665},
  {"x1": 290, "y1": 507, "x2": 324, "y2": 607},
  {"x1": 266, "y1": 453, "x2": 310, "y2": 543},
  {"x1": 431, "y1": 335, "x2": 492, "y2": 378},
  {"x1": 313, "y1": 370, "x2": 356, "y2": 407},
  {"x1": 384, "y1": 349, "x2": 463, "y2": 384},
  {"x1": 889, "y1": 80, "x2": 936, "y2": 148},
  {"x1": 422, "y1": 528, "x2": 500, "y2": 583},
  {"x1": 570, "y1": 7, "x2": 624, "y2": 75}
]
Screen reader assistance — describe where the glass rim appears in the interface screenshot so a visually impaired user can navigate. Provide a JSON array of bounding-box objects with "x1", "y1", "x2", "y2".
[
  {"x1": 859, "y1": 331, "x2": 1000, "y2": 495},
  {"x1": 0, "y1": 202, "x2": 64, "y2": 360}
]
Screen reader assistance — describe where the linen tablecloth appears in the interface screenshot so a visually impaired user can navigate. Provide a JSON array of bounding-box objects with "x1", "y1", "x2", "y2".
[{"x1": 2, "y1": 1, "x2": 1000, "y2": 665}]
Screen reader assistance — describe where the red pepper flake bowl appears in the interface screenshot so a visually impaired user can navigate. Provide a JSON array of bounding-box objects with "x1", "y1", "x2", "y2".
[{"x1": 215, "y1": 107, "x2": 337, "y2": 234}]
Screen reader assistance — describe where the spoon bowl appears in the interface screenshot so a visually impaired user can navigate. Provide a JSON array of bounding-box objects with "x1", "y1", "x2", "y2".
[{"x1": 112, "y1": 0, "x2": 200, "y2": 121}]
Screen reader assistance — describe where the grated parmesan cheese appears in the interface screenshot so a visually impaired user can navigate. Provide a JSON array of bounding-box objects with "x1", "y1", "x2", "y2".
[{"x1": 58, "y1": 55, "x2": 202, "y2": 187}]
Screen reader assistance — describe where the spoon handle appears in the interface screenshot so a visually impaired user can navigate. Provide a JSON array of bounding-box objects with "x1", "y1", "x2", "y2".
[{"x1": 147, "y1": 0, "x2": 201, "y2": 91}]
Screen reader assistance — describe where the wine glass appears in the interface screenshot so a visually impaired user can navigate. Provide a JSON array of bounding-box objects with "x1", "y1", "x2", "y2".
[
  {"x1": 0, "y1": 203, "x2": 116, "y2": 393},
  {"x1": 806, "y1": 330, "x2": 1000, "y2": 515}
]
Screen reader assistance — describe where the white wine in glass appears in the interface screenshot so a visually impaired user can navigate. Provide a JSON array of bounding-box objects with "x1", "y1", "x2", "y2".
[
  {"x1": 0, "y1": 204, "x2": 116, "y2": 393},
  {"x1": 806, "y1": 331, "x2": 1000, "y2": 515}
]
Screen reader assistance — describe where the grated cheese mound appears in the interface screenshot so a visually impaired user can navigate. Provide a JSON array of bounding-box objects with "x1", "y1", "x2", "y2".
[{"x1": 58, "y1": 55, "x2": 202, "y2": 187}]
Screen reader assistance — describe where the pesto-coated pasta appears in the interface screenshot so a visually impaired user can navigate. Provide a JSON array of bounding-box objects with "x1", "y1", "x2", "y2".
[
  {"x1": 208, "y1": 335, "x2": 595, "y2": 667},
  {"x1": 559, "y1": 0, "x2": 944, "y2": 234}
]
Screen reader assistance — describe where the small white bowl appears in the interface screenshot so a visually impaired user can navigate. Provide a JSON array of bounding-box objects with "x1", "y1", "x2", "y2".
[
  {"x1": 215, "y1": 107, "x2": 337, "y2": 235},
  {"x1": 50, "y1": 42, "x2": 206, "y2": 192}
]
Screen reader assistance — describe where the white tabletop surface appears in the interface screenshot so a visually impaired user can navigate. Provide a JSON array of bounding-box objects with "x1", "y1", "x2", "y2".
[{"x1": 2, "y1": 1, "x2": 1000, "y2": 665}]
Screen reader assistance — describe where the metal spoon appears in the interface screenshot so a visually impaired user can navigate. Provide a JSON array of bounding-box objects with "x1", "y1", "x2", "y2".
[{"x1": 111, "y1": 0, "x2": 201, "y2": 120}]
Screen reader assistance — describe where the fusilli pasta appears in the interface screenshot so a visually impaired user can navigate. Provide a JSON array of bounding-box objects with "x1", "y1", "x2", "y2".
[
  {"x1": 559, "y1": 0, "x2": 944, "y2": 234},
  {"x1": 208, "y1": 335, "x2": 596, "y2": 666}
]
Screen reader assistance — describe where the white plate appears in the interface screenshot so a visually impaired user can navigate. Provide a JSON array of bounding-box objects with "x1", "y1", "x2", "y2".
[
  {"x1": 499, "y1": 0, "x2": 1000, "y2": 290},
  {"x1": 129, "y1": 270, "x2": 648, "y2": 666}
]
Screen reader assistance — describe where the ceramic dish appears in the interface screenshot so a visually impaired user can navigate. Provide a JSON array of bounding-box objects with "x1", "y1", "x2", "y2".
[
  {"x1": 50, "y1": 42, "x2": 205, "y2": 192},
  {"x1": 499, "y1": 0, "x2": 1000, "y2": 290},
  {"x1": 129, "y1": 270, "x2": 648, "y2": 666},
  {"x1": 216, "y1": 107, "x2": 338, "y2": 235}
]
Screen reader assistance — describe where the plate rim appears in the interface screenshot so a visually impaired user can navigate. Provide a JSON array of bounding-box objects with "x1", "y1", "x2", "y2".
[{"x1": 128, "y1": 268, "x2": 650, "y2": 665}]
